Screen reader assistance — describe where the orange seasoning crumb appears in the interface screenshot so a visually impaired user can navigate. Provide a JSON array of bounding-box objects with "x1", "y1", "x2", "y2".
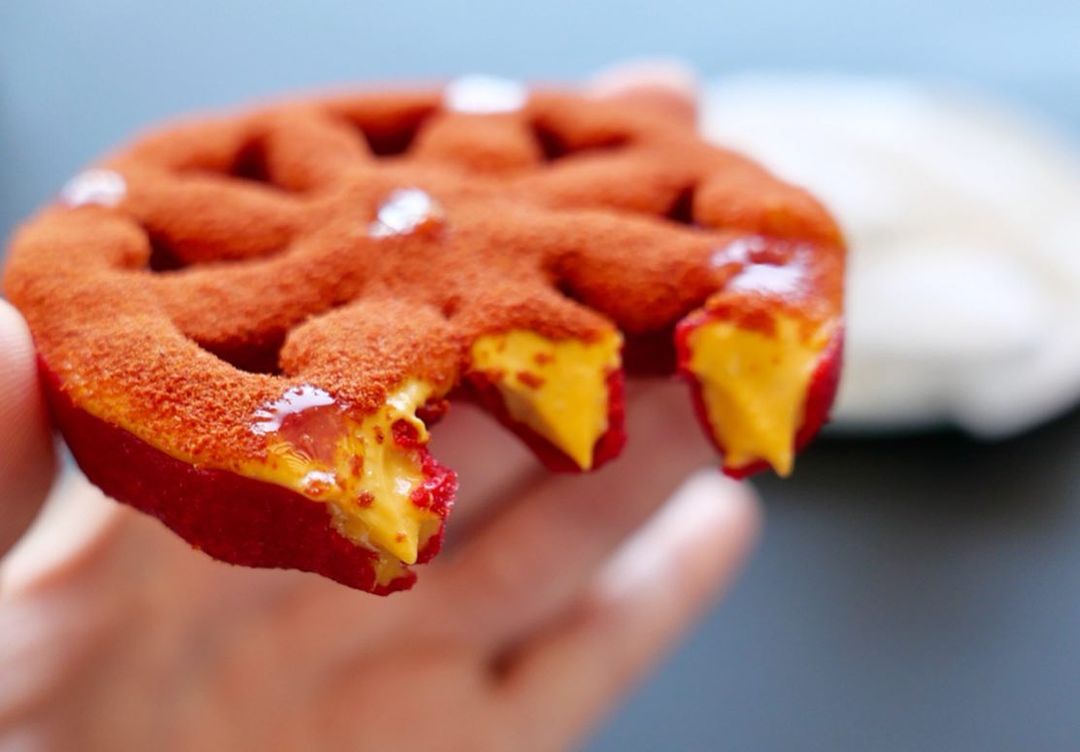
[{"x1": 516, "y1": 371, "x2": 545, "y2": 389}]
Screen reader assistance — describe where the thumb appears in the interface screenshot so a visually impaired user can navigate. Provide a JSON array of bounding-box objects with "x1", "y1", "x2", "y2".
[{"x1": 0, "y1": 299, "x2": 56, "y2": 558}]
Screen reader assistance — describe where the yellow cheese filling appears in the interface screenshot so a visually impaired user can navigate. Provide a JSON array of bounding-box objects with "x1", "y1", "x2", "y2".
[
  {"x1": 470, "y1": 329, "x2": 622, "y2": 470},
  {"x1": 247, "y1": 380, "x2": 441, "y2": 584},
  {"x1": 687, "y1": 316, "x2": 832, "y2": 476}
]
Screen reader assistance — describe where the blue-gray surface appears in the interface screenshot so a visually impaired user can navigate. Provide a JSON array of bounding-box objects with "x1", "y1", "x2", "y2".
[{"x1": 3, "y1": 2, "x2": 1079, "y2": 749}]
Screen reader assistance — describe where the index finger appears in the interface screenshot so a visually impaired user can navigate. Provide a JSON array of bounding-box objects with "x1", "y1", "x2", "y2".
[{"x1": 427, "y1": 380, "x2": 726, "y2": 646}]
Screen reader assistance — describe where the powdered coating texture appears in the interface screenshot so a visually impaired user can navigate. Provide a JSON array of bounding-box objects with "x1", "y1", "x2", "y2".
[{"x1": 3, "y1": 85, "x2": 843, "y2": 473}]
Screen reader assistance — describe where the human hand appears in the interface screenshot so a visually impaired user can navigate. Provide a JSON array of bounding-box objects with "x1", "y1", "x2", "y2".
[{"x1": 0, "y1": 63, "x2": 761, "y2": 752}]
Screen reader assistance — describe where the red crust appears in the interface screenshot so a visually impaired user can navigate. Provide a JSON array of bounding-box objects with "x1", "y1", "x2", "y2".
[{"x1": 42, "y1": 360, "x2": 456, "y2": 594}]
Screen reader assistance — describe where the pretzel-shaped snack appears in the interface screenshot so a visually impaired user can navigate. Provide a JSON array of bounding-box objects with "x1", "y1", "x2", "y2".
[{"x1": 3, "y1": 80, "x2": 844, "y2": 593}]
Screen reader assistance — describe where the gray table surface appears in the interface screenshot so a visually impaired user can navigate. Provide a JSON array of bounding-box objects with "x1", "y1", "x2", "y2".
[{"x1": 3, "y1": 2, "x2": 1079, "y2": 749}]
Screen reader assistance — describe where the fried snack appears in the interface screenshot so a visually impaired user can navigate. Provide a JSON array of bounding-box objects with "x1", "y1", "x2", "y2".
[{"x1": 3, "y1": 78, "x2": 844, "y2": 592}]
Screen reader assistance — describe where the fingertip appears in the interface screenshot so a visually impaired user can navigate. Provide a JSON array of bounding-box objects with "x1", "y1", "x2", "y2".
[
  {"x1": 588, "y1": 57, "x2": 700, "y2": 121},
  {"x1": 0, "y1": 299, "x2": 56, "y2": 558},
  {"x1": 0, "y1": 473, "x2": 122, "y2": 596}
]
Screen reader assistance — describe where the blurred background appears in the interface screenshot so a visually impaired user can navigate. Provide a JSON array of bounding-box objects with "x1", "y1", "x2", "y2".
[{"x1": 2, "y1": 1, "x2": 1079, "y2": 749}]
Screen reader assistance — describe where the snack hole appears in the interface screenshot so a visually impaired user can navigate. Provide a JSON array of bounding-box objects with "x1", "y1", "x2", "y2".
[
  {"x1": 362, "y1": 124, "x2": 420, "y2": 156},
  {"x1": 147, "y1": 234, "x2": 186, "y2": 272},
  {"x1": 196, "y1": 332, "x2": 286, "y2": 376},
  {"x1": 230, "y1": 138, "x2": 274, "y2": 185},
  {"x1": 185, "y1": 135, "x2": 297, "y2": 193},
  {"x1": 343, "y1": 109, "x2": 435, "y2": 157},
  {"x1": 530, "y1": 120, "x2": 630, "y2": 162},
  {"x1": 142, "y1": 218, "x2": 293, "y2": 271},
  {"x1": 552, "y1": 276, "x2": 586, "y2": 306},
  {"x1": 665, "y1": 184, "x2": 697, "y2": 225}
]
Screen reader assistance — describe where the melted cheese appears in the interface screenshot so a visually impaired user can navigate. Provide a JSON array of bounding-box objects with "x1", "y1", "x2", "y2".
[
  {"x1": 687, "y1": 316, "x2": 831, "y2": 476},
  {"x1": 250, "y1": 380, "x2": 439, "y2": 574},
  {"x1": 470, "y1": 329, "x2": 622, "y2": 470}
]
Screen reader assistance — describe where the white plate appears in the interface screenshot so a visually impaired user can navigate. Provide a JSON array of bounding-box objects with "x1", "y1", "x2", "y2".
[{"x1": 703, "y1": 73, "x2": 1080, "y2": 437}]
